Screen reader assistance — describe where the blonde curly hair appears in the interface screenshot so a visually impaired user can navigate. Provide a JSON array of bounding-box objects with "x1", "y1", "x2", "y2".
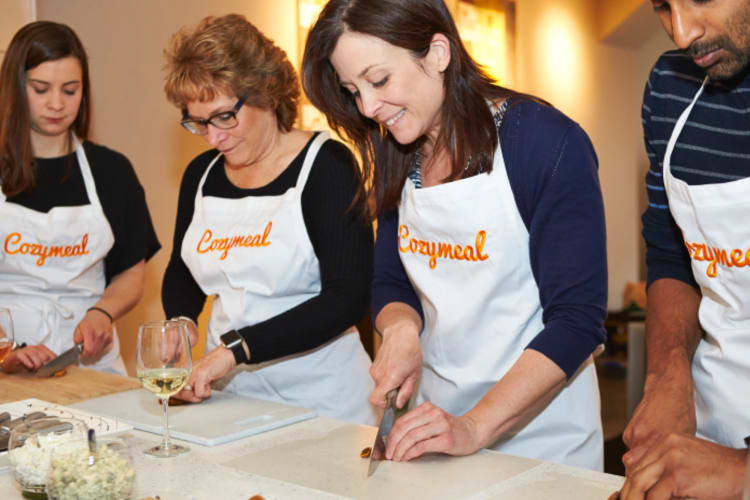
[{"x1": 163, "y1": 14, "x2": 299, "y2": 131}]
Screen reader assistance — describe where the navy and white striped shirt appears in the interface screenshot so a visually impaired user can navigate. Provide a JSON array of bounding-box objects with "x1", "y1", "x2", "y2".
[{"x1": 642, "y1": 50, "x2": 750, "y2": 288}]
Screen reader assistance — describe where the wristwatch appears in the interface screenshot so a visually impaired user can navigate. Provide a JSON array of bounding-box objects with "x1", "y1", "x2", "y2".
[{"x1": 220, "y1": 330, "x2": 248, "y2": 365}]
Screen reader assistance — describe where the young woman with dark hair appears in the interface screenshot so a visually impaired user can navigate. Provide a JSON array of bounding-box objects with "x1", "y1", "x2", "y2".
[
  {"x1": 303, "y1": 0, "x2": 607, "y2": 469},
  {"x1": 0, "y1": 21, "x2": 160, "y2": 375}
]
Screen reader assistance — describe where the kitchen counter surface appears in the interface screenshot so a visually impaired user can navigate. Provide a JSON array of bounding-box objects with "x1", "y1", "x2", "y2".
[
  {"x1": 1, "y1": 417, "x2": 623, "y2": 500},
  {"x1": 0, "y1": 372, "x2": 624, "y2": 499}
]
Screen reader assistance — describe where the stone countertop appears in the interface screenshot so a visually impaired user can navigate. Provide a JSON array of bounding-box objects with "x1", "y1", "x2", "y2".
[{"x1": 1, "y1": 415, "x2": 624, "y2": 500}]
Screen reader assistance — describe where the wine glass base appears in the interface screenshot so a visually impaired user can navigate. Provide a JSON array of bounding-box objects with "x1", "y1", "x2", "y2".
[{"x1": 143, "y1": 442, "x2": 190, "y2": 458}]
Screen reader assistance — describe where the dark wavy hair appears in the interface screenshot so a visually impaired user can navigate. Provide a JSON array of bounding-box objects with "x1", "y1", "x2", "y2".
[
  {"x1": 163, "y1": 14, "x2": 300, "y2": 132},
  {"x1": 302, "y1": 0, "x2": 529, "y2": 216},
  {"x1": 0, "y1": 21, "x2": 91, "y2": 197}
]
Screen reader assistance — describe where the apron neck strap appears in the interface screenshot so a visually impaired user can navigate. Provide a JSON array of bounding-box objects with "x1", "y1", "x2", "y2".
[{"x1": 663, "y1": 76, "x2": 709, "y2": 169}]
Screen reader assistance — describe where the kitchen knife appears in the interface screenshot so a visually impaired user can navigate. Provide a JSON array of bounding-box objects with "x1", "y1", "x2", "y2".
[
  {"x1": 367, "y1": 388, "x2": 407, "y2": 477},
  {"x1": 0, "y1": 412, "x2": 47, "y2": 451},
  {"x1": 36, "y1": 342, "x2": 83, "y2": 377}
]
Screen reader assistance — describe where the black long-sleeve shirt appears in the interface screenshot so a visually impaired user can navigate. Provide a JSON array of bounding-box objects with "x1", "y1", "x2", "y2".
[
  {"x1": 162, "y1": 134, "x2": 374, "y2": 363},
  {"x1": 6, "y1": 141, "x2": 160, "y2": 281}
]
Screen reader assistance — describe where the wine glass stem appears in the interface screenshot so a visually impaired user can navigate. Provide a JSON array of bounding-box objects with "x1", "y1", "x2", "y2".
[{"x1": 160, "y1": 397, "x2": 171, "y2": 449}]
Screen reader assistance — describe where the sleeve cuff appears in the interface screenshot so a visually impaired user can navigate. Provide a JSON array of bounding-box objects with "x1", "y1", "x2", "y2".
[{"x1": 526, "y1": 320, "x2": 605, "y2": 379}]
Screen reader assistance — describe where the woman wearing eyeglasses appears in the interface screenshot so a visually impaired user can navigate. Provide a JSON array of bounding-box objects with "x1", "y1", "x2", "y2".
[
  {"x1": 161, "y1": 14, "x2": 376, "y2": 424},
  {"x1": 0, "y1": 21, "x2": 160, "y2": 375}
]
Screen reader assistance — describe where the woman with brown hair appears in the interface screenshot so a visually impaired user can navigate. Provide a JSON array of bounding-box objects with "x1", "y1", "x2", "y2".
[
  {"x1": 162, "y1": 14, "x2": 376, "y2": 424},
  {"x1": 303, "y1": 0, "x2": 607, "y2": 468},
  {"x1": 0, "y1": 21, "x2": 160, "y2": 374}
]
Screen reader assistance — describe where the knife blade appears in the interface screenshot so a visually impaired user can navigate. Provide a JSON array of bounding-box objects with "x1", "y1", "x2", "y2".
[
  {"x1": 0, "y1": 412, "x2": 47, "y2": 451},
  {"x1": 36, "y1": 342, "x2": 83, "y2": 377},
  {"x1": 367, "y1": 388, "x2": 406, "y2": 477}
]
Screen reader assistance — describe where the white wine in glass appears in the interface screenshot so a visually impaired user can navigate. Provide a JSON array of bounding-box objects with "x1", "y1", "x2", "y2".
[
  {"x1": 0, "y1": 308, "x2": 15, "y2": 364},
  {"x1": 136, "y1": 320, "x2": 192, "y2": 457}
]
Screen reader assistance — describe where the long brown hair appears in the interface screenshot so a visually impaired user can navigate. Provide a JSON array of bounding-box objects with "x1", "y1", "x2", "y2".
[
  {"x1": 302, "y1": 0, "x2": 526, "y2": 216},
  {"x1": 0, "y1": 21, "x2": 91, "y2": 197}
]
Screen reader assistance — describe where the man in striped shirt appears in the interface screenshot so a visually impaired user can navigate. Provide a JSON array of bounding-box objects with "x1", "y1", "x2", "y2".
[{"x1": 619, "y1": 1, "x2": 750, "y2": 499}]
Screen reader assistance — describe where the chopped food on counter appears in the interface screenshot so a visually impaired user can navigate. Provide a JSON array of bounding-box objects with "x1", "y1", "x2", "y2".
[
  {"x1": 360, "y1": 446, "x2": 372, "y2": 458},
  {"x1": 53, "y1": 369, "x2": 67, "y2": 377}
]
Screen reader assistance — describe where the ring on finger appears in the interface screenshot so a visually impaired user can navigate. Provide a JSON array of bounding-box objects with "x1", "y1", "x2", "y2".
[{"x1": 183, "y1": 384, "x2": 193, "y2": 392}]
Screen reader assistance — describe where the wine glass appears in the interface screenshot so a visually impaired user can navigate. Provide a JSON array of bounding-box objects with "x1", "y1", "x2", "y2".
[
  {"x1": 136, "y1": 320, "x2": 192, "y2": 457},
  {"x1": 0, "y1": 307, "x2": 15, "y2": 364}
]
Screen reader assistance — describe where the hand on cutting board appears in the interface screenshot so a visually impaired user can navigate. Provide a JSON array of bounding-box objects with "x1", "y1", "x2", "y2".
[
  {"x1": 620, "y1": 432, "x2": 747, "y2": 500},
  {"x1": 384, "y1": 402, "x2": 481, "y2": 461},
  {"x1": 2, "y1": 344, "x2": 56, "y2": 373},
  {"x1": 173, "y1": 346, "x2": 236, "y2": 403},
  {"x1": 74, "y1": 309, "x2": 114, "y2": 359}
]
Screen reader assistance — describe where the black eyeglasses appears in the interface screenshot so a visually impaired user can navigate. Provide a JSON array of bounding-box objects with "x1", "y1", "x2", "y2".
[{"x1": 180, "y1": 96, "x2": 246, "y2": 135}]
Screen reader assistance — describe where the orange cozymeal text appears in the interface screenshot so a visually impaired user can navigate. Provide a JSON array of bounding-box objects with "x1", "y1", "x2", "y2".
[
  {"x1": 197, "y1": 221, "x2": 272, "y2": 260},
  {"x1": 398, "y1": 224, "x2": 489, "y2": 269},
  {"x1": 4, "y1": 232, "x2": 90, "y2": 266},
  {"x1": 685, "y1": 240, "x2": 750, "y2": 278}
]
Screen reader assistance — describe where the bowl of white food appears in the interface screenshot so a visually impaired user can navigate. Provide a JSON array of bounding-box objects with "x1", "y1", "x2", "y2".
[
  {"x1": 46, "y1": 436, "x2": 135, "y2": 500},
  {"x1": 7, "y1": 417, "x2": 87, "y2": 499}
]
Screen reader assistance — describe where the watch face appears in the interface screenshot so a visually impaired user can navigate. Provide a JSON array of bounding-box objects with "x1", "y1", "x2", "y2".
[{"x1": 222, "y1": 334, "x2": 240, "y2": 348}]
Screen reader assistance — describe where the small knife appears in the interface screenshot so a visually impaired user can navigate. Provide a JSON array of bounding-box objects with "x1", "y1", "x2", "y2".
[
  {"x1": 0, "y1": 412, "x2": 47, "y2": 451},
  {"x1": 367, "y1": 388, "x2": 407, "y2": 477},
  {"x1": 36, "y1": 342, "x2": 83, "y2": 377}
]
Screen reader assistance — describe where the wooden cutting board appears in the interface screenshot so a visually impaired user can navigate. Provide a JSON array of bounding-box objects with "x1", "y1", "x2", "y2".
[{"x1": 0, "y1": 366, "x2": 141, "y2": 405}]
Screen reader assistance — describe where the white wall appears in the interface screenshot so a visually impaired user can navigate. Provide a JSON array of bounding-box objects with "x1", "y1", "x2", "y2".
[
  {"x1": 29, "y1": 0, "x2": 678, "y2": 373},
  {"x1": 36, "y1": 0, "x2": 297, "y2": 374},
  {"x1": 513, "y1": 0, "x2": 671, "y2": 309},
  {"x1": 1, "y1": 0, "x2": 35, "y2": 51}
]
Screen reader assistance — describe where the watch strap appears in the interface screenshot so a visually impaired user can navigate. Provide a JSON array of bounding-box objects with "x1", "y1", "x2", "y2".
[{"x1": 220, "y1": 330, "x2": 248, "y2": 365}]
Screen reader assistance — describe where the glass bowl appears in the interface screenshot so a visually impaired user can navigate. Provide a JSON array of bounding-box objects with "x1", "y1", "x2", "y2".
[
  {"x1": 46, "y1": 436, "x2": 135, "y2": 500},
  {"x1": 7, "y1": 416, "x2": 87, "y2": 499}
]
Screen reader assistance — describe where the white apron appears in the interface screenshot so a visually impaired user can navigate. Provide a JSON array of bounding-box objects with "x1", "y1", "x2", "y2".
[
  {"x1": 662, "y1": 77, "x2": 750, "y2": 448},
  {"x1": 398, "y1": 137, "x2": 603, "y2": 470},
  {"x1": 181, "y1": 132, "x2": 376, "y2": 425},
  {"x1": 0, "y1": 136, "x2": 124, "y2": 374}
]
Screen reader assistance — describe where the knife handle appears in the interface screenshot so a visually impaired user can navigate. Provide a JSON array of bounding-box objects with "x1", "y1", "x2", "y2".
[
  {"x1": 385, "y1": 389, "x2": 398, "y2": 409},
  {"x1": 386, "y1": 388, "x2": 409, "y2": 419}
]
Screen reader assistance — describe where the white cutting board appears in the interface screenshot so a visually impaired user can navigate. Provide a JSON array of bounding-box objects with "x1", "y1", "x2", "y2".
[
  {"x1": 223, "y1": 425, "x2": 536, "y2": 499},
  {"x1": 71, "y1": 389, "x2": 316, "y2": 446},
  {"x1": 223, "y1": 425, "x2": 623, "y2": 500}
]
